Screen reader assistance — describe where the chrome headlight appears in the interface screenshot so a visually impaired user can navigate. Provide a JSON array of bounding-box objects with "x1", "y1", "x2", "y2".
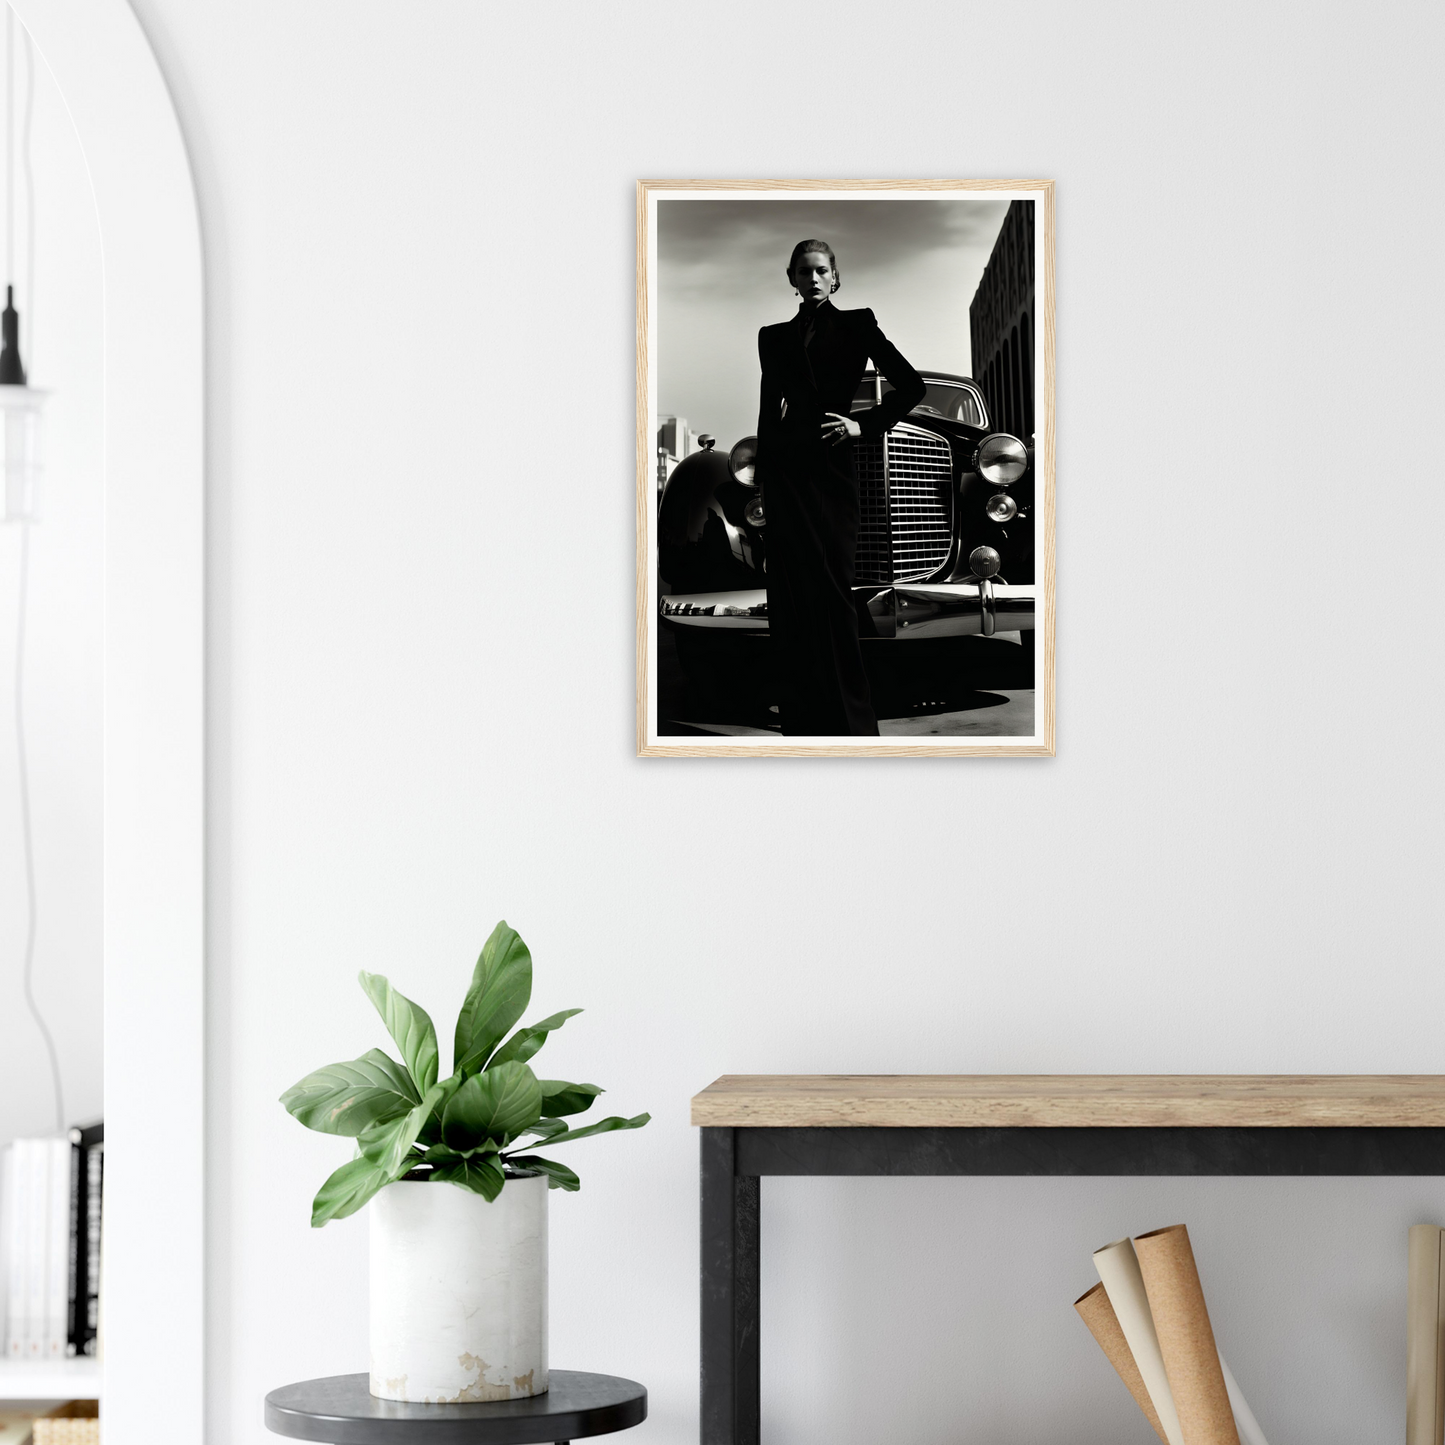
[
  {"x1": 744, "y1": 495, "x2": 766, "y2": 527},
  {"x1": 969, "y1": 546, "x2": 1001, "y2": 579},
  {"x1": 985, "y1": 493, "x2": 1017, "y2": 523},
  {"x1": 728, "y1": 436, "x2": 758, "y2": 486},
  {"x1": 974, "y1": 433, "x2": 1028, "y2": 487}
]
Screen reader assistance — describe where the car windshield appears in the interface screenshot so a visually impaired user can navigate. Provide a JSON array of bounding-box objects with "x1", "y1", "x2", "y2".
[{"x1": 852, "y1": 378, "x2": 986, "y2": 427}]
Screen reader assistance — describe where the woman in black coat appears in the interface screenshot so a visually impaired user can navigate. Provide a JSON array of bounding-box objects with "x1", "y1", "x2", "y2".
[{"x1": 756, "y1": 239, "x2": 926, "y2": 736}]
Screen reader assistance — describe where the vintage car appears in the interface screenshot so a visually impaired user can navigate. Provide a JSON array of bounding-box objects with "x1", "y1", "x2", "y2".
[{"x1": 658, "y1": 370, "x2": 1036, "y2": 699}]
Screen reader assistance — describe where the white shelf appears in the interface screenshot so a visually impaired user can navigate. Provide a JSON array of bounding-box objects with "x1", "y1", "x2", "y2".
[{"x1": 0, "y1": 1357, "x2": 101, "y2": 1400}]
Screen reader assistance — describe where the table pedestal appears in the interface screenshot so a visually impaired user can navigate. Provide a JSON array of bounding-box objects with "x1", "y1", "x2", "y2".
[{"x1": 264, "y1": 1371, "x2": 647, "y2": 1445}]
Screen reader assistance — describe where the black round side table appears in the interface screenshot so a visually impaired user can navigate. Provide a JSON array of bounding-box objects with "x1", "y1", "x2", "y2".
[{"x1": 264, "y1": 1372, "x2": 647, "y2": 1445}]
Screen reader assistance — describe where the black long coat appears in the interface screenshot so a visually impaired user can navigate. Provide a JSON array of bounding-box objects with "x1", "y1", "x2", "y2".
[{"x1": 755, "y1": 301, "x2": 925, "y2": 736}]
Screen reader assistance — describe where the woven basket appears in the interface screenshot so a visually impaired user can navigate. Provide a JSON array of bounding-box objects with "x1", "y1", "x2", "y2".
[{"x1": 32, "y1": 1416, "x2": 100, "y2": 1444}]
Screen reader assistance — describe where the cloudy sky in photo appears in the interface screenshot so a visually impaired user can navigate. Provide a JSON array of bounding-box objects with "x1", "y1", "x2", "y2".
[{"x1": 656, "y1": 197, "x2": 1009, "y2": 449}]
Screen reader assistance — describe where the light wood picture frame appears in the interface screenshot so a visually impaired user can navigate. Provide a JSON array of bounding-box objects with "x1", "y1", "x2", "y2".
[{"x1": 637, "y1": 179, "x2": 1054, "y2": 757}]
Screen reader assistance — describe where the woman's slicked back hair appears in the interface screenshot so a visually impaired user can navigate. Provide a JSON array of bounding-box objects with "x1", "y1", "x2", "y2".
[{"x1": 787, "y1": 239, "x2": 841, "y2": 293}]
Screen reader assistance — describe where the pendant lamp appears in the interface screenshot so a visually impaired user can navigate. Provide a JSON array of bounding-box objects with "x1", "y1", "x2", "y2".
[
  {"x1": 0, "y1": 283, "x2": 43, "y2": 522},
  {"x1": 0, "y1": 3, "x2": 44, "y2": 525}
]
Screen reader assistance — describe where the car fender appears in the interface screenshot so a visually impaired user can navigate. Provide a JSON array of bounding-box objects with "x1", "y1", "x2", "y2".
[{"x1": 658, "y1": 448, "x2": 765, "y2": 593}]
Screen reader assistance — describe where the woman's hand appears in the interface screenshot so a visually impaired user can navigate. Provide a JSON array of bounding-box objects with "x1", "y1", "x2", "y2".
[{"x1": 821, "y1": 412, "x2": 861, "y2": 446}]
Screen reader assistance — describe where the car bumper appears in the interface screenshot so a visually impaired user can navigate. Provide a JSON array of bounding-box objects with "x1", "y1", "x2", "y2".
[{"x1": 659, "y1": 583, "x2": 1035, "y2": 640}]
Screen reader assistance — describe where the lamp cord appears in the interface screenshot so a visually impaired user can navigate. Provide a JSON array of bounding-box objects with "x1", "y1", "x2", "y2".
[
  {"x1": 15, "y1": 521, "x2": 65, "y2": 1135},
  {"x1": 5, "y1": 6, "x2": 11, "y2": 288},
  {"x1": 7, "y1": 5, "x2": 62, "y2": 1136},
  {"x1": 21, "y1": 17, "x2": 31, "y2": 369}
]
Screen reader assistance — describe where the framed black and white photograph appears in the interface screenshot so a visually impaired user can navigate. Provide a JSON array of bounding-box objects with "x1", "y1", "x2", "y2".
[{"x1": 636, "y1": 179, "x2": 1054, "y2": 757}]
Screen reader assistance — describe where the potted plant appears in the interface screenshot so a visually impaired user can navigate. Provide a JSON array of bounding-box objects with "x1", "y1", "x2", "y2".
[{"x1": 280, "y1": 921, "x2": 649, "y2": 1404}]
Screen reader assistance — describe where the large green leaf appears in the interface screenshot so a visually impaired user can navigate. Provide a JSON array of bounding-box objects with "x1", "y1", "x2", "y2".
[
  {"x1": 417, "y1": 1073, "x2": 465, "y2": 1148},
  {"x1": 489, "y1": 1009, "x2": 582, "y2": 1069},
  {"x1": 422, "y1": 1139, "x2": 500, "y2": 1165},
  {"x1": 534, "y1": 1112, "x2": 650, "y2": 1147},
  {"x1": 359, "y1": 1082, "x2": 448, "y2": 1177},
  {"x1": 503, "y1": 1154, "x2": 580, "y2": 1192},
  {"x1": 280, "y1": 1048, "x2": 420, "y2": 1136},
  {"x1": 441, "y1": 1062, "x2": 544, "y2": 1152},
  {"x1": 358, "y1": 971, "x2": 439, "y2": 1092},
  {"x1": 430, "y1": 1153, "x2": 506, "y2": 1202},
  {"x1": 538, "y1": 1080, "x2": 603, "y2": 1118},
  {"x1": 310, "y1": 1155, "x2": 393, "y2": 1227},
  {"x1": 518, "y1": 1117, "x2": 570, "y2": 1144},
  {"x1": 452, "y1": 922, "x2": 532, "y2": 1076}
]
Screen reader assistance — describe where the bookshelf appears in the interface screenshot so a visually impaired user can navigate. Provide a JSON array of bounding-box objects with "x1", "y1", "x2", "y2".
[{"x1": 0, "y1": 1357, "x2": 101, "y2": 1400}]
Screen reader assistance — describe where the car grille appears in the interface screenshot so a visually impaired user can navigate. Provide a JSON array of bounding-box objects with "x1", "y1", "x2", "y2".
[{"x1": 853, "y1": 423, "x2": 954, "y2": 585}]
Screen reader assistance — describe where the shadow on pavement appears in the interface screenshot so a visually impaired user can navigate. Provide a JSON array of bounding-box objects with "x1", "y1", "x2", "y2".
[{"x1": 654, "y1": 628, "x2": 1036, "y2": 739}]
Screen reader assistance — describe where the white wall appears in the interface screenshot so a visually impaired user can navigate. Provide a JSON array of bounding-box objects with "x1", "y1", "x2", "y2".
[
  {"x1": 121, "y1": 1, "x2": 1445, "y2": 1440},
  {"x1": 0, "y1": 24, "x2": 104, "y2": 1147}
]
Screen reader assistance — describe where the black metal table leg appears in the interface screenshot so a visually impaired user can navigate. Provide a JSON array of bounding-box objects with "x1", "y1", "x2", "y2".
[{"x1": 700, "y1": 1127, "x2": 759, "y2": 1445}]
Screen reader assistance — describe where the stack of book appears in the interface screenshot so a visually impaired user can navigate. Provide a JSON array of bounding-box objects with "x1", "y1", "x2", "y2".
[
  {"x1": 0, "y1": 1124, "x2": 103, "y2": 1361},
  {"x1": 1075, "y1": 1222, "x2": 1269, "y2": 1445}
]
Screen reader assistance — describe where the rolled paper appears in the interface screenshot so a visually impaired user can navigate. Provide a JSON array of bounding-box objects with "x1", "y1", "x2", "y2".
[
  {"x1": 1406, "y1": 1224, "x2": 1444, "y2": 1445},
  {"x1": 1436, "y1": 1230, "x2": 1445, "y2": 1445},
  {"x1": 1075, "y1": 1280, "x2": 1170, "y2": 1444},
  {"x1": 1134, "y1": 1224, "x2": 1239, "y2": 1445},
  {"x1": 1218, "y1": 1358, "x2": 1269, "y2": 1445},
  {"x1": 1093, "y1": 1237, "x2": 1185, "y2": 1445}
]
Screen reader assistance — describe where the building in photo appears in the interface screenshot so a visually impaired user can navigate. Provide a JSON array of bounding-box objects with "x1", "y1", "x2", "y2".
[
  {"x1": 657, "y1": 413, "x2": 707, "y2": 494},
  {"x1": 969, "y1": 199, "x2": 1034, "y2": 442}
]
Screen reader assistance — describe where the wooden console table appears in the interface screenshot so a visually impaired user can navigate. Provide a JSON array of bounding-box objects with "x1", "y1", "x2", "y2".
[{"x1": 691, "y1": 1074, "x2": 1445, "y2": 1445}]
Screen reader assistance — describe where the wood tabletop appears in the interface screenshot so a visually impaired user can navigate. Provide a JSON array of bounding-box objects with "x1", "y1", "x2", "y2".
[{"x1": 690, "y1": 1075, "x2": 1445, "y2": 1128}]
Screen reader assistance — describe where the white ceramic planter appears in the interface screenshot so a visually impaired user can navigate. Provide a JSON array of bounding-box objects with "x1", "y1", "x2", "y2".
[{"x1": 369, "y1": 1173, "x2": 548, "y2": 1403}]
